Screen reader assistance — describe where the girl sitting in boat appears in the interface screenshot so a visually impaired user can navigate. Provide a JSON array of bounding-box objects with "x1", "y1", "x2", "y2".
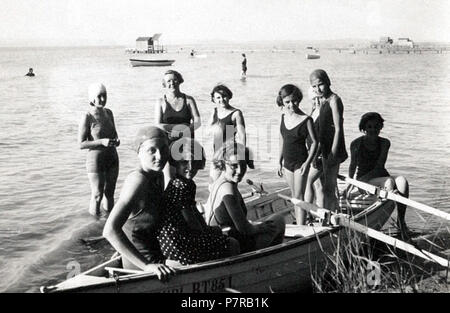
[
  {"x1": 155, "y1": 70, "x2": 201, "y2": 141},
  {"x1": 157, "y1": 138, "x2": 240, "y2": 265},
  {"x1": 78, "y1": 83, "x2": 120, "y2": 216},
  {"x1": 103, "y1": 126, "x2": 176, "y2": 281},
  {"x1": 347, "y1": 112, "x2": 410, "y2": 238},
  {"x1": 309, "y1": 69, "x2": 348, "y2": 212},
  {"x1": 277, "y1": 84, "x2": 318, "y2": 225},
  {"x1": 207, "y1": 141, "x2": 285, "y2": 253},
  {"x1": 208, "y1": 84, "x2": 247, "y2": 186}
]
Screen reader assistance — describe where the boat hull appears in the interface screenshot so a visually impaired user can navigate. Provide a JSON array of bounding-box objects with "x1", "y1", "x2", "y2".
[
  {"x1": 306, "y1": 54, "x2": 320, "y2": 59},
  {"x1": 41, "y1": 188, "x2": 395, "y2": 293},
  {"x1": 129, "y1": 59, "x2": 175, "y2": 67}
]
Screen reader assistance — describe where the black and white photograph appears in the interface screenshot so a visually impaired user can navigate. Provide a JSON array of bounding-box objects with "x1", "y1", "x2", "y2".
[{"x1": 0, "y1": 0, "x2": 449, "y2": 299}]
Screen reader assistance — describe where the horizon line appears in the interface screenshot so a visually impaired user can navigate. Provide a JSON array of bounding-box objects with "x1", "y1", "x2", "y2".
[{"x1": 1, "y1": 38, "x2": 450, "y2": 49}]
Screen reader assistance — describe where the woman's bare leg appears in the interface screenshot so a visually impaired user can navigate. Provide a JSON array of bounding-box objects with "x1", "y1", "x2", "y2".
[
  {"x1": 103, "y1": 165, "x2": 119, "y2": 212},
  {"x1": 87, "y1": 172, "x2": 105, "y2": 216},
  {"x1": 292, "y1": 167, "x2": 310, "y2": 225},
  {"x1": 322, "y1": 158, "x2": 340, "y2": 211}
]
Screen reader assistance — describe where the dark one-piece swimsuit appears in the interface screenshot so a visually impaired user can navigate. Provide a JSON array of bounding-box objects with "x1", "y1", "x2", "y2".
[
  {"x1": 161, "y1": 94, "x2": 192, "y2": 125},
  {"x1": 212, "y1": 109, "x2": 240, "y2": 152},
  {"x1": 280, "y1": 115, "x2": 312, "y2": 172}
]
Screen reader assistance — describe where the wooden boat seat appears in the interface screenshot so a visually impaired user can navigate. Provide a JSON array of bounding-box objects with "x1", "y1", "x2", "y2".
[{"x1": 284, "y1": 224, "x2": 330, "y2": 238}]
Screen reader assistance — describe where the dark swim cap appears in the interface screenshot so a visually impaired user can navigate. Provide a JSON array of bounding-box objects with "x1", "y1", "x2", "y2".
[
  {"x1": 133, "y1": 126, "x2": 168, "y2": 153},
  {"x1": 309, "y1": 69, "x2": 331, "y2": 86}
]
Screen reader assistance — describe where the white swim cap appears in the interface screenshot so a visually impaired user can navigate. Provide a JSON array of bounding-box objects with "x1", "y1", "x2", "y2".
[{"x1": 88, "y1": 83, "x2": 107, "y2": 103}]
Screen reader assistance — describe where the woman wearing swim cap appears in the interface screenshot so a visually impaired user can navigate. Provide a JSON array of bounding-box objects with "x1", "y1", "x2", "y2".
[
  {"x1": 103, "y1": 126, "x2": 176, "y2": 281},
  {"x1": 78, "y1": 83, "x2": 120, "y2": 216},
  {"x1": 309, "y1": 69, "x2": 348, "y2": 212}
]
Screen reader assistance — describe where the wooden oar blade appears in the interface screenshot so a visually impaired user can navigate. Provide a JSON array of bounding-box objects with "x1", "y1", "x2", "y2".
[
  {"x1": 277, "y1": 194, "x2": 329, "y2": 220},
  {"x1": 386, "y1": 192, "x2": 450, "y2": 221}
]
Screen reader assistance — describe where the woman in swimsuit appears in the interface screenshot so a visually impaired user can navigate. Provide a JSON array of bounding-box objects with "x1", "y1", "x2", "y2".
[
  {"x1": 155, "y1": 70, "x2": 201, "y2": 142},
  {"x1": 310, "y1": 69, "x2": 348, "y2": 212},
  {"x1": 103, "y1": 126, "x2": 176, "y2": 281},
  {"x1": 207, "y1": 141, "x2": 285, "y2": 253},
  {"x1": 78, "y1": 83, "x2": 120, "y2": 216},
  {"x1": 155, "y1": 70, "x2": 201, "y2": 187},
  {"x1": 277, "y1": 84, "x2": 318, "y2": 225},
  {"x1": 208, "y1": 84, "x2": 247, "y2": 185},
  {"x1": 348, "y1": 112, "x2": 410, "y2": 239}
]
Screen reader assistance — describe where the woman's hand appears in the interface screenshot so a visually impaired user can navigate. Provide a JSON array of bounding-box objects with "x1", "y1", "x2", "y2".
[
  {"x1": 143, "y1": 263, "x2": 176, "y2": 281},
  {"x1": 299, "y1": 162, "x2": 310, "y2": 176},
  {"x1": 101, "y1": 138, "x2": 119, "y2": 147},
  {"x1": 101, "y1": 138, "x2": 112, "y2": 147},
  {"x1": 277, "y1": 164, "x2": 284, "y2": 178}
]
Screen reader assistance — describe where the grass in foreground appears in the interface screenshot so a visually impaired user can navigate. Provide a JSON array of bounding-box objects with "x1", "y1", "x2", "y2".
[{"x1": 310, "y1": 224, "x2": 449, "y2": 293}]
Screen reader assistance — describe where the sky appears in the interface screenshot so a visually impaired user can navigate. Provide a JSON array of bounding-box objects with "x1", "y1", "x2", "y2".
[{"x1": 0, "y1": 0, "x2": 449, "y2": 46}]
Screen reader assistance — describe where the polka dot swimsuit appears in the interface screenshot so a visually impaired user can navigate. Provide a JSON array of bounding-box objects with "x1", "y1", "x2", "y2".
[{"x1": 157, "y1": 176, "x2": 229, "y2": 265}]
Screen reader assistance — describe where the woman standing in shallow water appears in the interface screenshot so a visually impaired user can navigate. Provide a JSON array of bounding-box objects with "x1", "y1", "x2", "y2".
[
  {"x1": 277, "y1": 84, "x2": 318, "y2": 225},
  {"x1": 78, "y1": 83, "x2": 120, "y2": 216},
  {"x1": 208, "y1": 84, "x2": 247, "y2": 185}
]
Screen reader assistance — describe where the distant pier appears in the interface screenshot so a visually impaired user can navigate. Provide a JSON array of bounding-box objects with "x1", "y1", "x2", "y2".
[{"x1": 334, "y1": 46, "x2": 450, "y2": 55}]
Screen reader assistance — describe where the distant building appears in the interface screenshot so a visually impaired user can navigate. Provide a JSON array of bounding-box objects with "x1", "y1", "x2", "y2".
[
  {"x1": 135, "y1": 34, "x2": 164, "y2": 53},
  {"x1": 370, "y1": 36, "x2": 415, "y2": 49},
  {"x1": 380, "y1": 36, "x2": 393, "y2": 45},
  {"x1": 370, "y1": 36, "x2": 393, "y2": 48},
  {"x1": 394, "y1": 38, "x2": 415, "y2": 48}
]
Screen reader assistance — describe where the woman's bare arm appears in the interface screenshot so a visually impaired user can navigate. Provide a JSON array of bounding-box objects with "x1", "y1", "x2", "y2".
[
  {"x1": 329, "y1": 96, "x2": 344, "y2": 160},
  {"x1": 187, "y1": 96, "x2": 201, "y2": 131},
  {"x1": 103, "y1": 173, "x2": 153, "y2": 269},
  {"x1": 304, "y1": 117, "x2": 318, "y2": 166},
  {"x1": 233, "y1": 110, "x2": 246, "y2": 147}
]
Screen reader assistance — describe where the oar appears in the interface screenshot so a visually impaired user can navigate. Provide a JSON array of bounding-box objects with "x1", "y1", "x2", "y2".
[
  {"x1": 338, "y1": 174, "x2": 450, "y2": 222},
  {"x1": 333, "y1": 214, "x2": 449, "y2": 268},
  {"x1": 277, "y1": 193, "x2": 329, "y2": 221},
  {"x1": 278, "y1": 194, "x2": 450, "y2": 268}
]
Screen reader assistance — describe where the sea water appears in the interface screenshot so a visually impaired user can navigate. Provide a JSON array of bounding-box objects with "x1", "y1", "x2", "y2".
[{"x1": 0, "y1": 45, "x2": 449, "y2": 292}]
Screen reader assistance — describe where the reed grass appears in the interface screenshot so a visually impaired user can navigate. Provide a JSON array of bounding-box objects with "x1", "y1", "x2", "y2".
[{"x1": 310, "y1": 222, "x2": 449, "y2": 293}]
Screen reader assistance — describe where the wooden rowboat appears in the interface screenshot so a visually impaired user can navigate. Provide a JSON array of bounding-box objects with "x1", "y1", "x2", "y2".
[
  {"x1": 41, "y1": 186, "x2": 395, "y2": 293},
  {"x1": 129, "y1": 59, "x2": 175, "y2": 67}
]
